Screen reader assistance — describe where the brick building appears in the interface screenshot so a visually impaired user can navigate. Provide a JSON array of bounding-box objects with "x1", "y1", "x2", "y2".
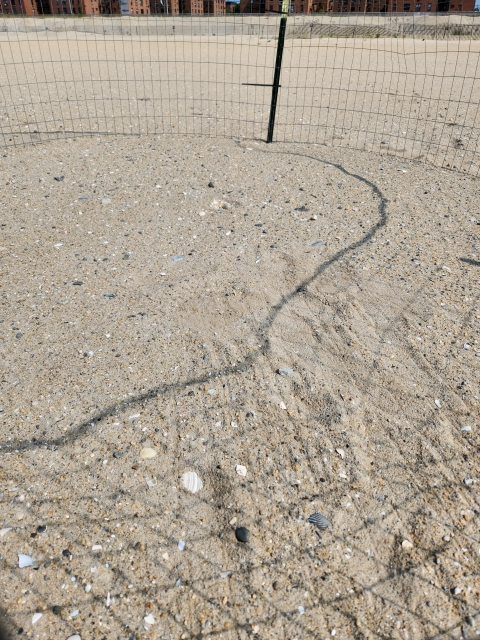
[
  {"x1": 240, "y1": 0, "x2": 473, "y2": 10},
  {"x1": 0, "y1": 0, "x2": 225, "y2": 13},
  {"x1": 0, "y1": 0, "x2": 100, "y2": 13}
]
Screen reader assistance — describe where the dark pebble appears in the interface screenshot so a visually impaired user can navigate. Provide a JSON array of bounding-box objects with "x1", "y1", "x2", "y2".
[
  {"x1": 187, "y1": 391, "x2": 195, "y2": 396},
  {"x1": 73, "y1": 281, "x2": 83, "y2": 286},
  {"x1": 52, "y1": 606, "x2": 62, "y2": 615},
  {"x1": 208, "y1": 181, "x2": 215, "y2": 188},
  {"x1": 104, "y1": 293, "x2": 115, "y2": 298},
  {"x1": 113, "y1": 451, "x2": 122, "y2": 458},
  {"x1": 17, "y1": 628, "x2": 23, "y2": 635},
  {"x1": 36, "y1": 525, "x2": 47, "y2": 533},
  {"x1": 54, "y1": 176, "x2": 64, "y2": 182},
  {"x1": 16, "y1": 332, "x2": 23, "y2": 339},
  {"x1": 235, "y1": 527, "x2": 250, "y2": 543},
  {"x1": 123, "y1": 253, "x2": 130, "y2": 260},
  {"x1": 62, "y1": 549, "x2": 72, "y2": 560}
]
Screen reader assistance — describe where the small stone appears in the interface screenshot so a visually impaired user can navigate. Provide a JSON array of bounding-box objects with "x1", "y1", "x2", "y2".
[
  {"x1": 464, "y1": 344, "x2": 471, "y2": 350},
  {"x1": 298, "y1": 606, "x2": 305, "y2": 614},
  {"x1": 72, "y1": 280, "x2": 83, "y2": 286},
  {"x1": 336, "y1": 448, "x2": 345, "y2": 459},
  {"x1": 144, "y1": 614, "x2": 155, "y2": 625},
  {"x1": 66, "y1": 636, "x2": 81, "y2": 640},
  {"x1": 104, "y1": 293, "x2": 115, "y2": 298},
  {"x1": 92, "y1": 545, "x2": 102, "y2": 551},
  {"x1": 113, "y1": 451, "x2": 122, "y2": 458},
  {"x1": 172, "y1": 255, "x2": 184, "y2": 262},
  {"x1": 235, "y1": 464, "x2": 247, "y2": 477},
  {"x1": 464, "y1": 478, "x2": 473, "y2": 486},
  {"x1": 235, "y1": 527, "x2": 250, "y2": 543},
  {"x1": 277, "y1": 367, "x2": 293, "y2": 376},
  {"x1": 208, "y1": 181, "x2": 215, "y2": 188},
  {"x1": 402, "y1": 540, "x2": 414, "y2": 551},
  {"x1": 140, "y1": 447, "x2": 157, "y2": 459},
  {"x1": 462, "y1": 426, "x2": 472, "y2": 432},
  {"x1": 85, "y1": 584, "x2": 92, "y2": 593},
  {"x1": 452, "y1": 586, "x2": 462, "y2": 595},
  {"x1": 101, "y1": 198, "x2": 111, "y2": 205},
  {"x1": 434, "y1": 399, "x2": 441, "y2": 408},
  {"x1": 134, "y1": 542, "x2": 146, "y2": 552},
  {"x1": 178, "y1": 540, "x2": 185, "y2": 551},
  {"x1": 466, "y1": 615, "x2": 475, "y2": 627},
  {"x1": 15, "y1": 332, "x2": 23, "y2": 339},
  {"x1": 162, "y1": 552, "x2": 169, "y2": 560},
  {"x1": 52, "y1": 606, "x2": 63, "y2": 616},
  {"x1": 36, "y1": 525, "x2": 47, "y2": 533},
  {"x1": 229, "y1": 517, "x2": 237, "y2": 525},
  {"x1": 62, "y1": 549, "x2": 73, "y2": 560},
  {"x1": 123, "y1": 253, "x2": 130, "y2": 260},
  {"x1": 54, "y1": 176, "x2": 64, "y2": 182}
]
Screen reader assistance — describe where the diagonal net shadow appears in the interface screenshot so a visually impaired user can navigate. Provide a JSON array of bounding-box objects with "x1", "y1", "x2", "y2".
[{"x1": 1, "y1": 144, "x2": 479, "y2": 640}]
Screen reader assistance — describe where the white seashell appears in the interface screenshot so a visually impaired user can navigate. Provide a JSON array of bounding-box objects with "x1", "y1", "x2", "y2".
[
  {"x1": 434, "y1": 399, "x2": 441, "y2": 408},
  {"x1": 92, "y1": 545, "x2": 102, "y2": 551},
  {"x1": 236, "y1": 465, "x2": 247, "y2": 477},
  {"x1": 462, "y1": 425, "x2": 472, "y2": 432},
  {"x1": 106, "y1": 592, "x2": 111, "y2": 607},
  {"x1": 140, "y1": 447, "x2": 157, "y2": 459},
  {"x1": 32, "y1": 613, "x2": 42, "y2": 625},
  {"x1": 402, "y1": 539, "x2": 414, "y2": 551},
  {"x1": 0, "y1": 528, "x2": 12, "y2": 537},
  {"x1": 336, "y1": 448, "x2": 345, "y2": 459},
  {"x1": 85, "y1": 584, "x2": 92, "y2": 593},
  {"x1": 178, "y1": 540, "x2": 185, "y2": 551},
  {"x1": 66, "y1": 636, "x2": 82, "y2": 640},
  {"x1": 18, "y1": 554, "x2": 35, "y2": 568},
  {"x1": 280, "y1": 401, "x2": 287, "y2": 410},
  {"x1": 182, "y1": 471, "x2": 203, "y2": 493},
  {"x1": 144, "y1": 614, "x2": 155, "y2": 625}
]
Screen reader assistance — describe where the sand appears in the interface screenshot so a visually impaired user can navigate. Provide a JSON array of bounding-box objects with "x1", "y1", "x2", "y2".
[{"x1": 0, "y1": 132, "x2": 479, "y2": 639}]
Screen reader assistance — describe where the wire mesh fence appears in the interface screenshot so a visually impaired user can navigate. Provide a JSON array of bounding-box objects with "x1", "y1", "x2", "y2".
[{"x1": 1, "y1": 12, "x2": 480, "y2": 173}]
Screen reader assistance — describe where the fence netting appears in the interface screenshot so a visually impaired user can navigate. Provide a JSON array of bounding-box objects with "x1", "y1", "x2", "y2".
[{"x1": 1, "y1": 12, "x2": 480, "y2": 174}]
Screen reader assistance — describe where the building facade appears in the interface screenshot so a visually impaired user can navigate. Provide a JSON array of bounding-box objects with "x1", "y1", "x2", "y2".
[
  {"x1": 240, "y1": 0, "x2": 473, "y2": 10},
  {"x1": 0, "y1": 0, "x2": 224, "y2": 13}
]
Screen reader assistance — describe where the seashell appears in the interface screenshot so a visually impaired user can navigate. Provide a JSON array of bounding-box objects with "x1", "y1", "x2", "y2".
[
  {"x1": 144, "y1": 614, "x2": 155, "y2": 625},
  {"x1": 182, "y1": 471, "x2": 203, "y2": 494},
  {"x1": 0, "y1": 528, "x2": 12, "y2": 537},
  {"x1": 307, "y1": 513, "x2": 330, "y2": 530},
  {"x1": 278, "y1": 367, "x2": 293, "y2": 376},
  {"x1": 140, "y1": 448, "x2": 157, "y2": 459},
  {"x1": 236, "y1": 464, "x2": 247, "y2": 477},
  {"x1": 18, "y1": 553, "x2": 35, "y2": 568},
  {"x1": 402, "y1": 539, "x2": 413, "y2": 551},
  {"x1": 66, "y1": 636, "x2": 82, "y2": 640},
  {"x1": 32, "y1": 613, "x2": 42, "y2": 625}
]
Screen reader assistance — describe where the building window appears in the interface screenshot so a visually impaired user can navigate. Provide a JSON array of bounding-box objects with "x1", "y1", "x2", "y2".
[
  {"x1": 458, "y1": 3, "x2": 461, "y2": 7},
  {"x1": 403, "y1": 2, "x2": 410, "y2": 7},
  {"x1": 392, "y1": 3, "x2": 396, "y2": 8},
  {"x1": 415, "y1": 2, "x2": 420, "y2": 8},
  {"x1": 427, "y1": 2, "x2": 431, "y2": 7}
]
